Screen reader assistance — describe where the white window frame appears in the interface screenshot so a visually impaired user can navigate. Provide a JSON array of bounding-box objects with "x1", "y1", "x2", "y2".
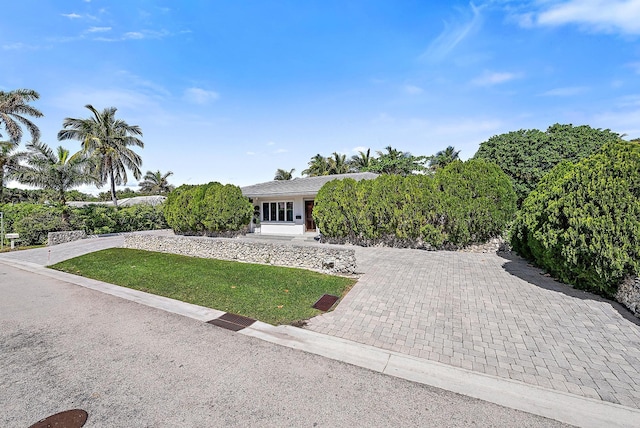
[{"x1": 262, "y1": 201, "x2": 294, "y2": 222}]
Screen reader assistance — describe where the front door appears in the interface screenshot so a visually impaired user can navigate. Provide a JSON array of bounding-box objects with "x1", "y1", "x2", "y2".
[{"x1": 305, "y1": 200, "x2": 316, "y2": 231}]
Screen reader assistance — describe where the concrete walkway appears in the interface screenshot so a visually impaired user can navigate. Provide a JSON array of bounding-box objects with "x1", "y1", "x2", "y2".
[
  {"x1": 2, "y1": 235, "x2": 640, "y2": 426},
  {"x1": 306, "y1": 246, "x2": 640, "y2": 409}
]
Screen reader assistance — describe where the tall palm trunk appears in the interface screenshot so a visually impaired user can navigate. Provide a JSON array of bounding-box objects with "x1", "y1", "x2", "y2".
[{"x1": 109, "y1": 164, "x2": 117, "y2": 206}]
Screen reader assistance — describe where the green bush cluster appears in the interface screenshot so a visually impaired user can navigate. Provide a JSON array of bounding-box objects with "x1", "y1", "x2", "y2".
[
  {"x1": 164, "y1": 182, "x2": 253, "y2": 235},
  {"x1": 0, "y1": 203, "x2": 168, "y2": 245},
  {"x1": 511, "y1": 141, "x2": 640, "y2": 296},
  {"x1": 313, "y1": 159, "x2": 516, "y2": 248},
  {"x1": 72, "y1": 204, "x2": 168, "y2": 235}
]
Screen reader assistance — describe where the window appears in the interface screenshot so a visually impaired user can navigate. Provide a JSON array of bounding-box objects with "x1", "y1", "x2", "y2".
[{"x1": 262, "y1": 201, "x2": 294, "y2": 222}]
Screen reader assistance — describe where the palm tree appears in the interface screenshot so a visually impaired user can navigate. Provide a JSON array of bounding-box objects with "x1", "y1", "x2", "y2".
[
  {"x1": 349, "y1": 148, "x2": 372, "y2": 171},
  {"x1": 58, "y1": 105, "x2": 144, "y2": 206},
  {"x1": 139, "y1": 170, "x2": 175, "y2": 194},
  {"x1": 0, "y1": 140, "x2": 26, "y2": 202},
  {"x1": 16, "y1": 141, "x2": 96, "y2": 221},
  {"x1": 301, "y1": 154, "x2": 330, "y2": 176},
  {"x1": 274, "y1": 168, "x2": 295, "y2": 180},
  {"x1": 0, "y1": 89, "x2": 43, "y2": 143},
  {"x1": 327, "y1": 152, "x2": 350, "y2": 175},
  {"x1": 429, "y1": 146, "x2": 460, "y2": 171}
]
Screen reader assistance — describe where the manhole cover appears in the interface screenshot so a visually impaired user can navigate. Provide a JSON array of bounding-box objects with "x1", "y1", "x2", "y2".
[
  {"x1": 29, "y1": 409, "x2": 88, "y2": 428},
  {"x1": 312, "y1": 294, "x2": 339, "y2": 311},
  {"x1": 207, "y1": 312, "x2": 256, "y2": 331}
]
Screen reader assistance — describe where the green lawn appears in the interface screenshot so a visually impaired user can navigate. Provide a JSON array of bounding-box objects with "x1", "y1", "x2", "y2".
[{"x1": 50, "y1": 248, "x2": 356, "y2": 325}]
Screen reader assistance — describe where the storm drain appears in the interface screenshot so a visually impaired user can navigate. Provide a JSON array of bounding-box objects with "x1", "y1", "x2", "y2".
[
  {"x1": 29, "y1": 409, "x2": 88, "y2": 428},
  {"x1": 313, "y1": 294, "x2": 340, "y2": 311},
  {"x1": 207, "y1": 312, "x2": 256, "y2": 331}
]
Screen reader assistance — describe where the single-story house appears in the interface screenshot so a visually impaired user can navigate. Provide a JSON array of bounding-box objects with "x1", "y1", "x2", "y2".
[{"x1": 241, "y1": 172, "x2": 378, "y2": 235}]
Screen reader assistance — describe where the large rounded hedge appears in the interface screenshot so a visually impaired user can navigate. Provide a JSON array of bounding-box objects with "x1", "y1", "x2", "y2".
[
  {"x1": 313, "y1": 159, "x2": 516, "y2": 248},
  {"x1": 164, "y1": 182, "x2": 252, "y2": 234},
  {"x1": 511, "y1": 141, "x2": 640, "y2": 296},
  {"x1": 474, "y1": 124, "x2": 623, "y2": 205}
]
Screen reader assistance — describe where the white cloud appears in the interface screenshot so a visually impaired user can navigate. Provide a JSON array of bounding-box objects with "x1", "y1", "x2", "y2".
[
  {"x1": 183, "y1": 87, "x2": 220, "y2": 104},
  {"x1": 471, "y1": 71, "x2": 520, "y2": 86},
  {"x1": 62, "y1": 13, "x2": 82, "y2": 19},
  {"x1": 526, "y1": 0, "x2": 640, "y2": 35},
  {"x1": 274, "y1": 148, "x2": 288, "y2": 153},
  {"x1": 123, "y1": 32, "x2": 145, "y2": 40},
  {"x1": 403, "y1": 84, "x2": 424, "y2": 95},
  {"x1": 421, "y1": 2, "x2": 483, "y2": 62},
  {"x1": 266, "y1": 141, "x2": 275, "y2": 146},
  {"x1": 246, "y1": 151, "x2": 256, "y2": 156},
  {"x1": 352, "y1": 146, "x2": 368, "y2": 153},
  {"x1": 539, "y1": 86, "x2": 588, "y2": 96},
  {"x1": 87, "y1": 26, "x2": 111, "y2": 33},
  {"x1": 1, "y1": 42, "x2": 39, "y2": 50}
]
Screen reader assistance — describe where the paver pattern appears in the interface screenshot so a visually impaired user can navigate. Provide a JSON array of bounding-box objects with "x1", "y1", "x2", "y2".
[{"x1": 306, "y1": 247, "x2": 640, "y2": 408}]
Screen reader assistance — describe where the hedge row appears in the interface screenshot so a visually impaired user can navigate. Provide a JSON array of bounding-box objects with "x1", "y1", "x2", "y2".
[
  {"x1": 511, "y1": 141, "x2": 640, "y2": 296},
  {"x1": 313, "y1": 159, "x2": 517, "y2": 248},
  {"x1": 0, "y1": 203, "x2": 168, "y2": 246},
  {"x1": 164, "y1": 182, "x2": 253, "y2": 235}
]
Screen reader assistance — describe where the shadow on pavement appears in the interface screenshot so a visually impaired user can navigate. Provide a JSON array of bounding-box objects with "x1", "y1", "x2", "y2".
[{"x1": 498, "y1": 251, "x2": 640, "y2": 327}]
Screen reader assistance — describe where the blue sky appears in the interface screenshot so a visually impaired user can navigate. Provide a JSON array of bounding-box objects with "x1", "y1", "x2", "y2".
[{"x1": 2, "y1": 0, "x2": 640, "y2": 193}]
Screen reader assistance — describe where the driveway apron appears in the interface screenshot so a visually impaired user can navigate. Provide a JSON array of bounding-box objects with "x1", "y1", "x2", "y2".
[{"x1": 306, "y1": 247, "x2": 640, "y2": 409}]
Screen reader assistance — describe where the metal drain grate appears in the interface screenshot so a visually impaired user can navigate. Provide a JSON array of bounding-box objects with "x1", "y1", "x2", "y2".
[
  {"x1": 29, "y1": 409, "x2": 88, "y2": 428},
  {"x1": 312, "y1": 294, "x2": 339, "y2": 311},
  {"x1": 207, "y1": 312, "x2": 256, "y2": 331}
]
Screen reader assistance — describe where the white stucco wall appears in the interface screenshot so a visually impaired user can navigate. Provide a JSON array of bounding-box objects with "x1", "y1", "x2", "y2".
[{"x1": 250, "y1": 195, "x2": 316, "y2": 235}]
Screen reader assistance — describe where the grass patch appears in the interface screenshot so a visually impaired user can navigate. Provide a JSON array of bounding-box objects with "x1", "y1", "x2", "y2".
[{"x1": 50, "y1": 248, "x2": 356, "y2": 325}]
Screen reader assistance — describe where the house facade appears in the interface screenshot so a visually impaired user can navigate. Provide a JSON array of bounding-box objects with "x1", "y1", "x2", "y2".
[{"x1": 241, "y1": 172, "x2": 378, "y2": 235}]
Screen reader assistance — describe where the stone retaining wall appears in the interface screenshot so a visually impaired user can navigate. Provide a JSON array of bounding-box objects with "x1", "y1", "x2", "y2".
[
  {"x1": 616, "y1": 276, "x2": 640, "y2": 318},
  {"x1": 123, "y1": 234, "x2": 356, "y2": 274},
  {"x1": 48, "y1": 230, "x2": 86, "y2": 246}
]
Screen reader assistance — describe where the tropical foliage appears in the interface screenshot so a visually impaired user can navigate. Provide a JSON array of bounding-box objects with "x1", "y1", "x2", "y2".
[
  {"x1": 474, "y1": 124, "x2": 623, "y2": 204},
  {"x1": 365, "y1": 146, "x2": 428, "y2": 175},
  {"x1": 428, "y1": 145, "x2": 460, "y2": 171},
  {"x1": 58, "y1": 105, "x2": 144, "y2": 206},
  {"x1": 16, "y1": 141, "x2": 96, "y2": 206},
  {"x1": 302, "y1": 146, "x2": 428, "y2": 177},
  {"x1": 0, "y1": 202, "x2": 168, "y2": 245},
  {"x1": 139, "y1": 170, "x2": 174, "y2": 194},
  {"x1": 313, "y1": 159, "x2": 516, "y2": 248},
  {"x1": 164, "y1": 182, "x2": 253, "y2": 235},
  {"x1": 0, "y1": 89, "x2": 43, "y2": 143},
  {"x1": 274, "y1": 168, "x2": 295, "y2": 180},
  {"x1": 0, "y1": 140, "x2": 26, "y2": 201},
  {"x1": 511, "y1": 141, "x2": 640, "y2": 296}
]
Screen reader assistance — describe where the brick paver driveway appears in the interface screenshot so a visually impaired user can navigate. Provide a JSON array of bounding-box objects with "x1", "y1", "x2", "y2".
[{"x1": 306, "y1": 247, "x2": 640, "y2": 408}]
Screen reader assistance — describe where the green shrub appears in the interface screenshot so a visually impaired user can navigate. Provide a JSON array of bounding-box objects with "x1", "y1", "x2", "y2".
[
  {"x1": 313, "y1": 159, "x2": 516, "y2": 248},
  {"x1": 164, "y1": 182, "x2": 252, "y2": 235},
  {"x1": 511, "y1": 141, "x2": 640, "y2": 296},
  {"x1": 72, "y1": 205, "x2": 119, "y2": 235},
  {"x1": 14, "y1": 209, "x2": 71, "y2": 245},
  {"x1": 436, "y1": 159, "x2": 517, "y2": 246}
]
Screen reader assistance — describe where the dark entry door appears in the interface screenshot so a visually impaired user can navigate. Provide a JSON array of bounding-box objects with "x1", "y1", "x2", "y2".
[{"x1": 305, "y1": 200, "x2": 316, "y2": 231}]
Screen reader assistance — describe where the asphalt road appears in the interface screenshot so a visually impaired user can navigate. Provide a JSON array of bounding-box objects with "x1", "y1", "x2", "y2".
[{"x1": 0, "y1": 264, "x2": 569, "y2": 427}]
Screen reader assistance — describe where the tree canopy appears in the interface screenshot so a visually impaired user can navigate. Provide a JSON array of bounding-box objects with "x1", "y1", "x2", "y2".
[
  {"x1": 16, "y1": 141, "x2": 96, "y2": 207},
  {"x1": 0, "y1": 89, "x2": 43, "y2": 143},
  {"x1": 473, "y1": 123, "x2": 623, "y2": 204},
  {"x1": 274, "y1": 168, "x2": 295, "y2": 180},
  {"x1": 58, "y1": 104, "x2": 144, "y2": 206},
  {"x1": 139, "y1": 170, "x2": 174, "y2": 194}
]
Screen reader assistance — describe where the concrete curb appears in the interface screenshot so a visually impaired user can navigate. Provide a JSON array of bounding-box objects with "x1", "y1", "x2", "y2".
[{"x1": 3, "y1": 257, "x2": 639, "y2": 428}]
